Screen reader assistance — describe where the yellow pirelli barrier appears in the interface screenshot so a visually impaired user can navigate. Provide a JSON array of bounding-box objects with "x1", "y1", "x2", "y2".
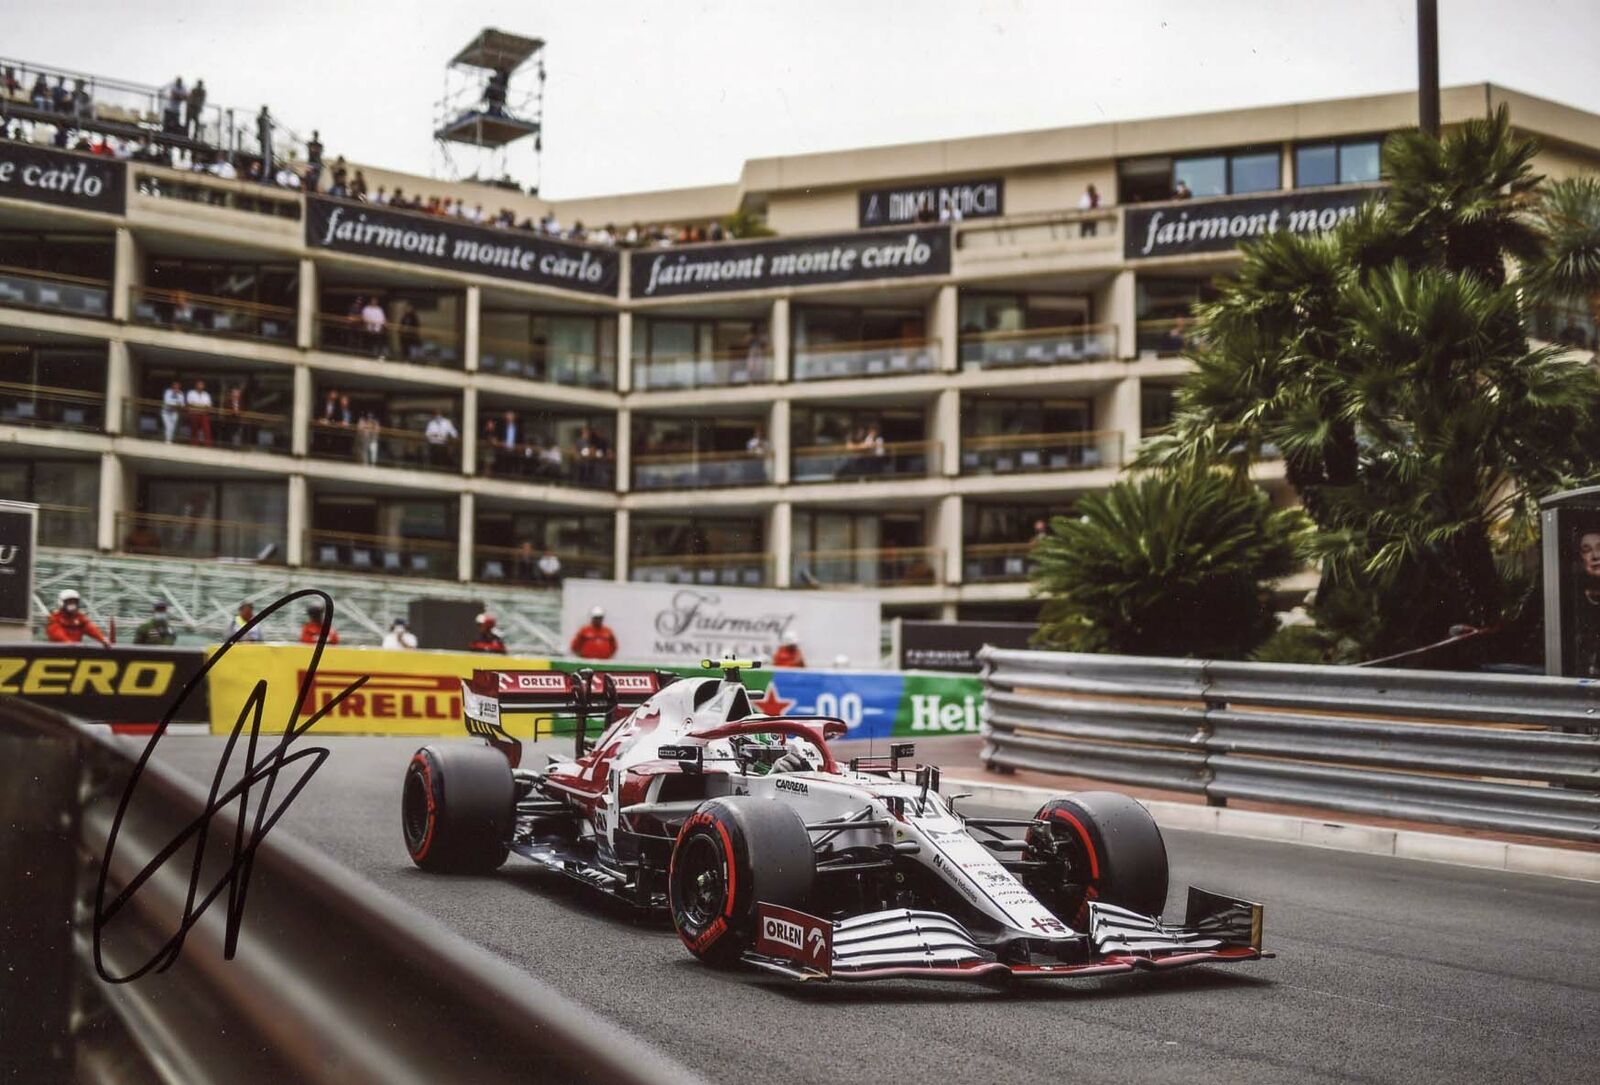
[{"x1": 205, "y1": 645, "x2": 553, "y2": 737}]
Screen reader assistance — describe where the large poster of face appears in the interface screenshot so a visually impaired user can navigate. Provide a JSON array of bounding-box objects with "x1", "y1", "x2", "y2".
[{"x1": 1561, "y1": 509, "x2": 1600, "y2": 677}]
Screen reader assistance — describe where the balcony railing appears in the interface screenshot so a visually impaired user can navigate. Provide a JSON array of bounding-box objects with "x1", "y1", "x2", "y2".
[
  {"x1": 632, "y1": 448, "x2": 772, "y2": 490},
  {"x1": 792, "y1": 338, "x2": 937, "y2": 381},
  {"x1": 133, "y1": 165, "x2": 302, "y2": 220},
  {"x1": 130, "y1": 284, "x2": 296, "y2": 344},
  {"x1": 308, "y1": 420, "x2": 462, "y2": 473},
  {"x1": 959, "y1": 323, "x2": 1116, "y2": 370},
  {"x1": 961, "y1": 430, "x2": 1122, "y2": 475},
  {"x1": 306, "y1": 530, "x2": 456, "y2": 579},
  {"x1": 478, "y1": 336, "x2": 616, "y2": 389},
  {"x1": 0, "y1": 264, "x2": 111, "y2": 319},
  {"x1": 37, "y1": 503, "x2": 96, "y2": 550},
  {"x1": 478, "y1": 441, "x2": 615, "y2": 489},
  {"x1": 954, "y1": 207, "x2": 1120, "y2": 263},
  {"x1": 1135, "y1": 317, "x2": 1202, "y2": 357},
  {"x1": 0, "y1": 381, "x2": 104, "y2": 431},
  {"x1": 962, "y1": 541, "x2": 1037, "y2": 583},
  {"x1": 123, "y1": 396, "x2": 291, "y2": 453},
  {"x1": 791, "y1": 439, "x2": 937, "y2": 484},
  {"x1": 315, "y1": 313, "x2": 463, "y2": 368},
  {"x1": 792, "y1": 546, "x2": 942, "y2": 588},
  {"x1": 630, "y1": 551, "x2": 771, "y2": 588},
  {"x1": 117, "y1": 511, "x2": 286, "y2": 562},
  {"x1": 632, "y1": 349, "x2": 773, "y2": 391},
  {"x1": 474, "y1": 544, "x2": 613, "y2": 585}
]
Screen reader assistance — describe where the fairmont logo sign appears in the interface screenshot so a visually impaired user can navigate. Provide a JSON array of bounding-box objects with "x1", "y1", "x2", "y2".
[
  {"x1": 1124, "y1": 186, "x2": 1381, "y2": 259},
  {"x1": 305, "y1": 196, "x2": 620, "y2": 296},
  {"x1": 0, "y1": 146, "x2": 126, "y2": 214},
  {"x1": 630, "y1": 225, "x2": 951, "y2": 298},
  {"x1": 858, "y1": 177, "x2": 1003, "y2": 227}
]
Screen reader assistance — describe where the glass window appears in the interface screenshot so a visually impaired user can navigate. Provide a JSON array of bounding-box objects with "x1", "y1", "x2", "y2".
[
  {"x1": 1174, "y1": 155, "x2": 1227, "y2": 198},
  {"x1": 1229, "y1": 151, "x2": 1281, "y2": 194},
  {"x1": 1295, "y1": 144, "x2": 1338, "y2": 187},
  {"x1": 1117, "y1": 156, "x2": 1173, "y2": 204},
  {"x1": 1339, "y1": 140, "x2": 1382, "y2": 184},
  {"x1": 1141, "y1": 384, "x2": 1177, "y2": 434}
]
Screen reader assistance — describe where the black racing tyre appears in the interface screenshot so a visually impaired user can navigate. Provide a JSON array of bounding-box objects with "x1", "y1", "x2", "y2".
[
  {"x1": 1025, "y1": 791, "x2": 1169, "y2": 923},
  {"x1": 668, "y1": 797, "x2": 814, "y2": 968},
  {"x1": 402, "y1": 743, "x2": 514, "y2": 873}
]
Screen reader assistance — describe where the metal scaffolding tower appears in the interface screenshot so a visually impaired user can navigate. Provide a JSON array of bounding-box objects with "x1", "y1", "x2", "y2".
[{"x1": 432, "y1": 28, "x2": 546, "y2": 194}]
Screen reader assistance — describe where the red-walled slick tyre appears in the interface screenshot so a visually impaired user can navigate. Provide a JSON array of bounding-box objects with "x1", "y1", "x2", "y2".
[
  {"x1": 668, "y1": 797, "x2": 814, "y2": 967},
  {"x1": 402, "y1": 743, "x2": 514, "y2": 873},
  {"x1": 1025, "y1": 791, "x2": 1169, "y2": 924}
]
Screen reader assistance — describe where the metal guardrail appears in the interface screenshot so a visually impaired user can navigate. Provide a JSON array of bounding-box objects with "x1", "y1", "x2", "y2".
[
  {"x1": 978, "y1": 648, "x2": 1600, "y2": 842},
  {"x1": 1, "y1": 698, "x2": 705, "y2": 1085}
]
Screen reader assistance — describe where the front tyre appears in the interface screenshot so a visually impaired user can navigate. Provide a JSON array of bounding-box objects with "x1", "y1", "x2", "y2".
[
  {"x1": 402, "y1": 744, "x2": 514, "y2": 873},
  {"x1": 668, "y1": 798, "x2": 814, "y2": 967},
  {"x1": 1025, "y1": 791, "x2": 1168, "y2": 923}
]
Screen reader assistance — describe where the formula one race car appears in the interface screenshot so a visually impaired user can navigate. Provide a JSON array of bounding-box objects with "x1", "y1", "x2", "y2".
[{"x1": 400, "y1": 659, "x2": 1267, "y2": 983}]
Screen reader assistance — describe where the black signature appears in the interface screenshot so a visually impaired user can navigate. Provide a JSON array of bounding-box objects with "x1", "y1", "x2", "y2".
[{"x1": 92, "y1": 589, "x2": 366, "y2": 984}]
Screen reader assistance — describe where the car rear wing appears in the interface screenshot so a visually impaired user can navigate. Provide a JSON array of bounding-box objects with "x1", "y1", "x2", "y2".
[{"x1": 461, "y1": 668, "x2": 676, "y2": 766}]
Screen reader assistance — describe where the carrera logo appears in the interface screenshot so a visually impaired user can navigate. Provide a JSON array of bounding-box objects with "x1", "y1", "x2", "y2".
[
  {"x1": 498, "y1": 672, "x2": 570, "y2": 693},
  {"x1": 299, "y1": 670, "x2": 461, "y2": 721},
  {"x1": 774, "y1": 778, "x2": 808, "y2": 794},
  {"x1": 763, "y1": 916, "x2": 805, "y2": 951},
  {"x1": 0, "y1": 656, "x2": 176, "y2": 697}
]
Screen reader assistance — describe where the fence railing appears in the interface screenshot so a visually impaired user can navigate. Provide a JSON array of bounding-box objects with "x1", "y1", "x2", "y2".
[
  {"x1": 478, "y1": 336, "x2": 616, "y2": 388},
  {"x1": 124, "y1": 395, "x2": 291, "y2": 453},
  {"x1": 978, "y1": 648, "x2": 1600, "y2": 842},
  {"x1": 133, "y1": 164, "x2": 302, "y2": 219},
  {"x1": 477, "y1": 440, "x2": 615, "y2": 489},
  {"x1": 0, "y1": 380, "x2": 104, "y2": 431},
  {"x1": 0, "y1": 263, "x2": 111, "y2": 319},
  {"x1": 793, "y1": 546, "x2": 942, "y2": 588},
  {"x1": 36, "y1": 503, "x2": 97, "y2": 550},
  {"x1": 315, "y1": 312, "x2": 463, "y2": 368},
  {"x1": 959, "y1": 323, "x2": 1117, "y2": 369},
  {"x1": 0, "y1": 698, "x2": 703, "y2": 1085},
  {"x1": 632, "y1": 349, "x2": 773, "y2": 391},
  {"x1": 631, "y1": 551, "x2": 771, "y2": 587},
  {"x1": 308, "y1": 419, "x2": 462, "y2": 473},
  {"x1": 962, "y1": 541, "x2": 1037, "y2": 583},
  {"x1": 633, "y1": 447, "x2": 772, "y2": 490},
  {"x1": 791, "y1": 438, "x2": 938, "y2": 483},
  {"x1": 116, "y1": 511, "x2": 285, "y2": 562},
  {"x1": 306, "y1": 529, "x2": 457, "y2": 579},
  {"x1": 793, "y1": 337, "x2": 938, "y2": 381},
  {"x1": 954, "y1": 207, "x2": 1120, "y2": 261},
  {"x1": 1135, "y1": 316, "x2": 1203, "y2": 357},
  {"x1": 474, "y1": 544, "x2": 612, "y2": 584},
  {"x1": 130, "y1": 284, "x2": 297, "y2": 344},
  {"x1": 961, "y1": 430, "x2": 1122, "y2": 475}
]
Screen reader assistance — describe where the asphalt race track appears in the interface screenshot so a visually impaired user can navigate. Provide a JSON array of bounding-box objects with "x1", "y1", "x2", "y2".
[{"x1": 143, "y1": 735, "x2": 1600, "y2": 1085}]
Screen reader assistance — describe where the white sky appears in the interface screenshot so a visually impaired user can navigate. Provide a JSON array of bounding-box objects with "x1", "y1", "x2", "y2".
[{"x1": 6, "y1": 0, "x2": 1598, "y2": 199}]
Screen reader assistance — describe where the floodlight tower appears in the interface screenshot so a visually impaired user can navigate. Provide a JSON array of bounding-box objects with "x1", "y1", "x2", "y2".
[{"x1": 433, "y1": 28, "x2": 546, "y2": 193}]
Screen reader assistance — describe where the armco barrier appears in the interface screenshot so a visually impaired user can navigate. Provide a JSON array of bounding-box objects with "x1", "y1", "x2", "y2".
[
  {"x1": 0, "y1": 698, "x2": 706, "y2": 1085},
  {"x1": 978, "y1": 648, "x2": 1600, "y2": 843}
]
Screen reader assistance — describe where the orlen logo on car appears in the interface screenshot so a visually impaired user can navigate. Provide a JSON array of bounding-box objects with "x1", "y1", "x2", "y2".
[
  {"x1": 299, "y1": 671, "x2": 460, "y2": 720},
  {"x1": 607, "y1": 673, "x2": 657, "y2": 694},
  {"x1": 762, "y1": 916, "x2": 805, "y2": 952},
  {"x1": 498, "y1": 673, "x2": 570, "y2": 693}
]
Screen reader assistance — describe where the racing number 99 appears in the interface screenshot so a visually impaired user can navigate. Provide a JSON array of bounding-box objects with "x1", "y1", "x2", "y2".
[{"x1": 811, "y1": 692, "x2": 861, "y2": 730}]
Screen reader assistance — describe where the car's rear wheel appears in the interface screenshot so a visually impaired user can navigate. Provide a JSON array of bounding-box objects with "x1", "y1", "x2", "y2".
[
  {"x1": 1025, "y1": 791, "x2": 1168, "y2": 924},
  {"x1": 402, "y1": 743, "x2": 514, "y2": 873},
  {"x1": 668, "y1": 797, "x2": 814, "y2": 967}
]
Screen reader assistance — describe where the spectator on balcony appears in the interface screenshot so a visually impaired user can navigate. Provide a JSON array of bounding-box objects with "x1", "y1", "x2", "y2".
[
  {"x1": 511, "y1": 541, "x2": 537, "y2": 581},
  {"x1": 1173, "y1": 179, "x2": 1193, "y2": 200},
  {"x1": 382, "y1": 618, "x2": 418, "y2": 651},
  {"x1": 1079, "y1": 183, "x2": 1102, "y2": 237},
  {"x1": 256, "y1": 105, "x2": 274, "y2": 177},
  {"x1": 321, "y1": 388, "x2": 344, "y2": 425},
  {"x1": 424, "y1": 409, "x2": 459, "y2": 469},
  {"x1": 356, "y1": 411, "x2": 381, "y2": 465},
  {"x1": 47, "y1": 589, "x2": 111, "y2": 647},
  {"x1": 71, "y1": 78, "x2": 93, "y2": 122},
  {"x1": 468, "y1": 612, "x2": 507, "y2": 654},
  {"x1": 185, "y1": 379, "x2": 214, "y2": 446},
  {"x1": 171, "y1": 289, "x2": 196, "y2": 327},
  {"x1": 160, "y1": 380, "x2": 185, "y2": 442},
  {"x1": 569, "y1": 606, "x2": 618, "y2": 660},
  {"x1": 299, "y1": 601, "x2": 338, "y2": 645},
  {"x1": 575, "y1": 424, "x2": 609, "y2": 486},
  {"x1": 1158, "y1": 316, "x2": 1188, "y2": 354},
  {"x1": 123, "y1": 520, "x2": 162, "y2": 555},
  {"x1": 539, "y1": 438, "x2": 564, "y2": 480},
  {"x1": 341, "y1": 295, "x2": 365, "y2": 348},
  {"x1": 186, "y1": 79, "x2": 207, "y2": 139},
  {"x1": 4, "y1": 67, "x2": 21, "y2": 98},
  {"x1": 231, "y1": 602, "x2": 262, "y2": 642},
  {"x1": 133, "y1": 601, "x2": 177, "y2": 646},
  {"x1": 746, "y1": 425, "x2": 771, "y2": 456},
  {"x1": 304, "y1": 130, "x2": 324, "y2": 190},
  {"x1": 351, "y1": 170, "x2": 369, "y2": 201},
  {"x1": 398, "y1": 302, "x2": 421, "y2": 360},
  {"x1": 218, "y1": 385, "x2": 245, "y2": 447},
  {"x1": 49, "y1": 76, "x2": 70, "y2": 114},
  {"x1": 161, "y1": 77, "x2": 186, "y2": 134},
  {"x1": 29, "y1": 73, "x2": 49, "y2": 111},
  {"x1": 771, "y1": 630, "x2": 806, "y2": 669},
  {"x1": 361, "y1": 297, "x2": 388, "y2": 356},
  {"x1": 538, "y1": 549, "x2": 563, "y2": 584}
]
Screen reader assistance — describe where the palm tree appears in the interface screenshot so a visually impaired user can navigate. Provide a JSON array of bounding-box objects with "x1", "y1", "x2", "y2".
[
  {"x1": 1523, "y1": 175, "x2": 1600, "y2": 345},
  {"x1": 1030, "y1": 469, "x2": 1304, "y2": 658}
]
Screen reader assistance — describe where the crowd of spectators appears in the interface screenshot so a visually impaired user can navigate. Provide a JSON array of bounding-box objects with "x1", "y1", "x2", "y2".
[
  {"x1": 156, "y1": 378, "x2": 252, "y2": 446},
  {"x1": 325, "y1": 295, "x2": 425, "y2": 360},
  {"x1": 479, "y1": 413, "x2": 614, "y2": 487}
]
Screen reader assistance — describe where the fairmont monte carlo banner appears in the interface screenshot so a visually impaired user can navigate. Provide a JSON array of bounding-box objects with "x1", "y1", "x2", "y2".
[
  {"x1": 305, "y1": 196, "x2": 620, "y2": 296},
  {"x1": 1123, "y1": 186, "x2": 1382, "y2": 260},
  {"x1": 629, "y1": 225, "x2": 952, "y2": 299},
  {"x1": 0, "y1": 145, "x2": 126, "y2": 215}
]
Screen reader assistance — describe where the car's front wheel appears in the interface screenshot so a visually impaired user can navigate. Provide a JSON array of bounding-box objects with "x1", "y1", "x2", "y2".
[
  {"x1": 668, "y1": 797, "x2": 814, "y2": 967},
  {"x1": 1024, "y1": 791, "x2": 1169, "y2": 924}
]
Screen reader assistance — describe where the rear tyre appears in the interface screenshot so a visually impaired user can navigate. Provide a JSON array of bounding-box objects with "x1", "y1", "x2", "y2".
[
  {"x1": 668, "y1": 798, "x2": 814, "y2": 967},
  {"x1": 402, "y1": 743, "x2": 514, "y2": 873},
  {"x1": 1025, "y1": 791, "x2": 1168, "y2": 923}
]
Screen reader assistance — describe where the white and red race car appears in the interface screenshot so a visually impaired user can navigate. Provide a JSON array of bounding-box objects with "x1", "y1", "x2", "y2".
[{"x1": 401, "y1": 660, "x2": 1267, "y2": 983}]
